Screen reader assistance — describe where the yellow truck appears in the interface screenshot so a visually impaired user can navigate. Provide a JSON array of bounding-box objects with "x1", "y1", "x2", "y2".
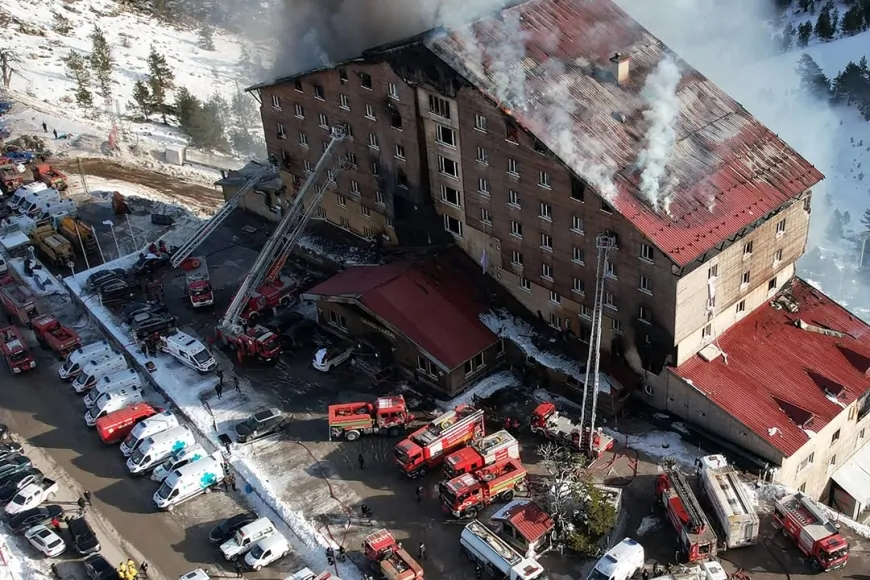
[
  {"x1": 57, "y1": 216, "x2": 98, "y2": 255},
  {"x1": 30, "y1": 224, "x2": 74, "y2": 265}
]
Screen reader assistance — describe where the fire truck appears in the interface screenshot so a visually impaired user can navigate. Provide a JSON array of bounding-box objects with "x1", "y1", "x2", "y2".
[
  {"x1": 363, "y1": 529, "x2": 424, "y2": 580},
  {"x1": 0, "y1": 284, "x2": 38, "y2": 326},
  {"x1": 31, "y1": 314, "x2": 81, "y2": 358},
  {"x1": 181, "y1": 256, "x2": 214, "y2": 308},
  {"x1": 240, "y1": 275, "x2": 301, "y2": 323},
  {"x1": 443, "y1": 430, "x2": 519, "y2": 479},
  {"x1": 772, "y1": 493, "x2": 849, "y2": 571},
  {"x1": 696, "y1": 455, "x2": 759, "y2": 549},
  {"x1": 530, "y1": 402, "x2": 614, "y2": 458},
  {"x1": 655, "y1": 464, "x2": 719, "y2": 563},
  {"x1": 328, "y1": 396, "x2": 414, "y2": 441},
  {"x1": 394, "y1": 405, "x2": 485, "y2": 478},
  {"x1": 440, "y1": 458, "x2": 527, "y2": 519},
  {"x1": 0, "y1": 325, "x2": 35, "y2": 373},
  {"x1": 223, "y1": 325, "x2": 282, "y2": 363}
]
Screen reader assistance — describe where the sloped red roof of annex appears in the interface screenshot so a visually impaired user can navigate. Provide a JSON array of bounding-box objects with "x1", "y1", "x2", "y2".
[
  {"x1": 425, "y1": 0, "x2": 824, "y2": 267},
  {"x1": 303, "y1": 257, "x2": 499, "y2": 370},
  {"x1": 676, "y1": 278, "x2": 870, "y2": 457},
  {"x1": 503, "y1": 500, "x2": 554, "y2": 543}
]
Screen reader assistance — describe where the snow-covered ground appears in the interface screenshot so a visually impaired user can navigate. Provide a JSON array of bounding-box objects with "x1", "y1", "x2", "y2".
[
  {"x1": 64, "y1": 256, "x2": 363, "y2": 579},
  {"x1": 438, "y1": 370, "x2": 519, "y2": 409}
]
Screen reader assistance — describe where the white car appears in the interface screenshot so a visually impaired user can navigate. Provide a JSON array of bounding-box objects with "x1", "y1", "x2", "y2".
[
  {"x1": 243, "y1": 533, "x2": 290, "y2": 571},
  {"x1": 179, "y1": 570, "x2": 210, "y2": 580},
  {"x1": 312, "y1": 345, "x2": 354, "y2": 372},
  {"x1": 25, "y1": 525, "x2": 66, "y2": 557}
]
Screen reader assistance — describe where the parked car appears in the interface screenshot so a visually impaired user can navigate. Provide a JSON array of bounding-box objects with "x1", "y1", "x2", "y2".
[
  {"x1": 5, "y1": 479, "x2": 58, "y2": 515},
  {"x1": 0, "y1": 455, "x2": 32, "y2": 480},
  {"x1": 86, "y1": 269, "x2": 125, "y2": 291},
  {"x1": 99, "y1": 278, "x2": 137, "y2": 301},
  {"x1": 243, "y1": 533, "x2": 290, "y2": 571},
  {"x1": 0, "y1": 441, "x2": 23, "y2": 461},
  {"x1": 84, "y1": 554, "x2": 121, "y2": 580},
  {"x1": 0, "y1": 469, "x2": 43, "y2": 503},
  {"x1": 130, "y1": 254, "x2": 170, "y2": 277},
  {"x1": 24, "y1": 525, "x2": 66, "y2": 558},
  {"x1": 120, "y1": 302, "x2": 168, "y2": 325},
  {"x1": 234, "y1": 409, "x2": 287, "y2": 443},
  {"x1": 130, "y1": 312, "x2": 176, "y2": 339},
  {"x1": 311, "y1": 344, "x2": 355, "y2": 372},
  {"x1": 208, "y1": 512, "x2": 260, "y2": 545},
  {"x1": 67, "y1": 516, "x2": 101, "y2": 555},
  {"x1": 7, "y1": 505, "x2": 65, "y2": 534}
]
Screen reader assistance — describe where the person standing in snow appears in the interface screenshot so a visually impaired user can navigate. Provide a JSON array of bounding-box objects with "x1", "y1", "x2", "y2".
[
  {"x1": 234, "y1": 376, "x2": 241, "y2": 393},
  {"x1": 83, "y1": 490, "x2": 92, "y2": 505},
  {"x1": 215, "y1": 382, "x2": 223, "y2": 400},
  {"x1": 52, "y1": 129, "x2": 57, "y2": 139},
  {"x1": 139, "y1": 562, "x2": 149, "y2": 578},
  {"x1": 77, "y1": 496, "x2": 87, "y2": 515},
  {"x1": 41, "y1": 122, "x2": 47, "y2": 133}
]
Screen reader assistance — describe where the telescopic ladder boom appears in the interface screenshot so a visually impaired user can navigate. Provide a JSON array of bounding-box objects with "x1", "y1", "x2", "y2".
[
  {"x1": 171, "y1": 166, "x2": 275, "y2": 268},
  {"x1": 218, "y1": 128, "x2": 346, "y2": 335},
  {"x1": 578, "y1": 233, "x2": 617, "y2": 456}
]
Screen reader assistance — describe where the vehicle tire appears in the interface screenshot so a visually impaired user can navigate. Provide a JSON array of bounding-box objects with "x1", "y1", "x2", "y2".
[
  {"x1": 248, "y1": 312, "x2": 259, "y2": 322},
  {"x1": 466, "y1": 508, "x2": 478, "y2": 519},
  {"x1": 502, "y1": 490, "x2": 514, "y2": 502},
  {"x1": 254, "y1": 565, "x2": 262, "y2": 572},
  {"x1": 280, "y1": 296, "x2": 291, "y2": 307},
  {"x1": 167, "y1": 504, "x2": 175, "y2": 513},
  {"x1": 205, "y1": 486, "x2": 211, "y2": 494},
  {"x1": 46, "y1": 491, "x2": 55, "y2": 501},
  {"x1": 418, "y1": 467, "x2": 427, "y2": 477},
  {"x1": 387, "y1": 426, "x2": 400, "y2": 437},
  {"x1": 345, "y1": 431, "x2": 360, "y2": 442}
]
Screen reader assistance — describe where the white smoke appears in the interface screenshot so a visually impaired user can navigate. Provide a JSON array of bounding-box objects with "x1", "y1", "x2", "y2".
[{"x1": 636, "y1": 56, "x2": 683, "y2": 214}]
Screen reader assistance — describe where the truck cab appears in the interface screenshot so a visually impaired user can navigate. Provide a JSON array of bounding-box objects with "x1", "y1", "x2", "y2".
[
  {"x1": 363, "y1": 529, "x2": 424, "y2": 580},
  {"x1": 181, "y1": 257, "x2": 213, "y2": 308},
  {"x1": 0, "y1": 326, "x2": 35, "y2": 374},
  {"x1": 327, "y1": 396, "x2": 413, "y2": 441}
]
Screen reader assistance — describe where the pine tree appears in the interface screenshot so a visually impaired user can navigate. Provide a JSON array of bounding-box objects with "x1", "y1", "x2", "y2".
[
  {"x1": 781, "y1": 23, "x2": 795, "y2": 50},
  {"x1": 231, "y1": 87, "x2": 257, "y2": 128},
  {"x1": 129, "y1": 80, "x2": 152, "y2": 118},
  {"x1": 832, "y1": 61, "x2": 867, "y2": 104},
  {"x1": 62, "y1": 51, "x2": 93, "y2": 109},
  {"x1": 861, "y1": 207, "x2": 870, "y2": 230},
  {"x1": 198, "y1": 25, "x2": 215, "y2": 51},
  {"x1": 830, "y1": 6, "x2": 841, "y2": 34},
  {"x1": 146, "y1": 46, "x2": 175, "y2": 124},
  {"x1": 51, "y1": 11, "x2": 72, "y2": 35},
  {"x1": 89, "y1": 26, "x2": 114, "y2": 109},
  {"x1": 815, "y1": 6, "x2": 835, "y2": 40},
  {"x1": 797, "y1": 21, "x2": 813, "y2": 46},
  {"x1": 841, "y1": 4, "x2": 865, "y2": 35},
  {"x1": 174, "y1": 87, "x2": 200, "y2": 129},
  {"x1": 796, "y1": 53, "x2": 831, "y2": 98},
  {"x1": 863, "y1": 0, "x2": 870, "y2": 27}
]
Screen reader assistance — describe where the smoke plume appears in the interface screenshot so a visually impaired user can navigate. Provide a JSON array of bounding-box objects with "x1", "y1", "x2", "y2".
[
  {"x1": 636, "y1": 56, "x2": 682, "y2": 214},
  {"x1": 268, "y1": 0, "x2": 514, "y2": 79}
]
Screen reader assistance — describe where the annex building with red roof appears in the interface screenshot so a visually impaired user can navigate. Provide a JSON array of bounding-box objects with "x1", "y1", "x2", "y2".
[{"x1": 302, "y1": 250, "x2": 502, "y2": 396}]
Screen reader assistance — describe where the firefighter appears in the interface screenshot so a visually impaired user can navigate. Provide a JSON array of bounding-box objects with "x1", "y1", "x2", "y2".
[
  {"x1": 474, "y1": 564, "x2": 483, "y2": 579},
  {"x1": 337, "y1": 546, "x2": 346, "y2": 562},
  {"x1": 511, "y1": 417, "x2": 520, "y2": 432},
  {"x1": 325, "y1": 547, "x2": 335, "y2": 565},
  {"x1": 503, "y1": 417, "x2": 512, "y2": 432}
]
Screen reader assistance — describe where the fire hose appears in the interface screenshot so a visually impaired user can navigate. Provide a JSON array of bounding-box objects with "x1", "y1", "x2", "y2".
[{"x1": 588, "y1": 446, "x2": 639, "y2": 487}]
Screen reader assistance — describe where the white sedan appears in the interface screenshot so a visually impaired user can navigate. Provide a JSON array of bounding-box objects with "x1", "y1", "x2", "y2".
[
  {"x1": 312, "y1": 345, "x2": 354, "y2": 372},
  {"x1": 25, "y1": 525, "x2": 66, "y2": 558}
]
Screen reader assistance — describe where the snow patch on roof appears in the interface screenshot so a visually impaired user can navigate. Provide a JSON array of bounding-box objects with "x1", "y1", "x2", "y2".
[
  {"x1": 439, "y1": 370, "x2": 520, "y2": 409},
  {"x1": 605, "y1": 428, "x2": 703, "y2": 467}
]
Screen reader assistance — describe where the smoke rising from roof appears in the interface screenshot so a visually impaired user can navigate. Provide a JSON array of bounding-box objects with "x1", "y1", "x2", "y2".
[
  {"x1": 269, "y1": 0, "x2": 515, "y2": 79},
  {"x1": 636, "y1": 56, "x2": 683, "y2": 216}
]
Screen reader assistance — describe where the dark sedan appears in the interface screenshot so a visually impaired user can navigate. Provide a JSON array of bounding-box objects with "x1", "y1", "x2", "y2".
[
  {"x1": 7, "y1": 505, "x2": 64, "y2": 534},
  {"x1": 208, "y1": 511, "x2": 259, "y2": 545},
  {"x1": 86, "y1": 269, "x2": 125, "y2": 291},
  {"x1": 0, "y1": 442, "x2": 22, "y2": 461},
  {"x1": 84, "y1": 554, "x2": 120, "y2": 580},
  {"x1": 68, "y1": 516, "x2": 101, "y2": 555},
  {"x1": 0, "y1": 468, "x2": 43, "y2": 503},
  {"x1": 0, "y1": 455, "x2": 32, "y2": 480}
]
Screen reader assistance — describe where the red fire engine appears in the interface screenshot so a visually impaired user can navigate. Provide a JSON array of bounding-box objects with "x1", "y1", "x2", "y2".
[
  {"x1": 31, "y1": 314, "x2": 81, "y2": 358},
  {"x1": 0, "y1": 284, "x2": 38, "y2": 326},
  {"x1": 655, "y1": 464, "x2": 719, "y2": 562},
  {"x1": 394, "y1": 405, "x2": 484, "y2": 478},
  {"x1": 773, "y1": 493, "x2": 849, "y2": 571},
  {"x1": 222, "y1": 324, "x2": 282, "y2": 364},
  {"x1": 440, "y1": 458, "x2": 527, "y2": 519},
  {"x1": 181, "y1": 256, "x2": 214, "y2": 308},
  {"x1": 328, "y1": 396, "x2": 414, "y2": 441},
  {"x1": 0, "y1": 326, "x2": 35, "y2": 374},
  {"x1": 240, "y1": 275, "x2": 299, "y2": 323},
  {"x1": 530, "y1": 402, "x2": 614, "y2": 458},
  {"x1": 442, "y1": 430, "x2": 519, "y2": 479},
  {"x1": 363, "y1": 529, "x2": 424, "y2": 580}
]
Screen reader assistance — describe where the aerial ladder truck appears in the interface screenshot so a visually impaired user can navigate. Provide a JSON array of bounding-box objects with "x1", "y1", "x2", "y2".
[
  {"x1": 577, "y1": 233, "x2": 617, "y2": 458},
  {"x1": 215, "y1": 128, "x2": 347, "y2": 363}
]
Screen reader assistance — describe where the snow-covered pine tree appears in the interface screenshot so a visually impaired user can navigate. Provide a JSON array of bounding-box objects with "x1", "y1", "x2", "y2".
[
  {"x1": 147, "y1": 46, "x2": 175, "y2": 124},
  {"x1": 88, "y1": 26, "x2": 114, "y2": 110}
]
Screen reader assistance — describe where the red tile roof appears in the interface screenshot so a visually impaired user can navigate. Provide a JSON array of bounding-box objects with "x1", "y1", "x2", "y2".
[
  {"x1": 676, "y1": 279, "x2": 870, "y2": 458},
  {"x1": 499, "y1": 500, "x2": 554, "y2": 543},
  {"x1": 303, "y1": 256, "x2": 499, "y2": 370},
  {"x1": 425, "y1": 0, "x2": 824, "y2": 267}
]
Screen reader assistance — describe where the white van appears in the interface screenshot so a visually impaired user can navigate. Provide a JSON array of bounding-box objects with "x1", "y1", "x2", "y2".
[
  {"x1": 243, "y1": 533, "x2": 290, "y2": 571},
  {"x1": 588, "y1": 538, "x2": 645, "y2": 580},
  {"x1": 153, "y1": 455, "x2": 225, "y2": 511},
  {"x1": 32, "y1": 199, "x2": 76, "y2": 223},
  {"x1": 127, "y1": 425, "x2": 195, "y2": 475},
  {"x1": 84, "y1": 369, "x2": 141, "y2": 408},
  {"x1": 18, "y1": 189, "x2": 60, "y2": 217},
  {"x1": 120, "y1": 411, "x2": 179, "y2": 457},
  {"x1": 85, "y1": 389, "x2": 145, "y2": 427},
  {"x1": 58, "y1": 341, "x2": 114, "y2": 381},
  {"x1": 72, "y1": 352, "x2": 128, "y2": 394},
  {"x1": 160, "y1": 332, "x2": 216, "y2": 373},
  {"x1": 151, "y1": 444, "x2": 208, "y2": 482},
  {"x1": 179, "y1": 570, "x2": 210, "y2": 580},
  {"x1": 7, "y1": 182, "x2": 47, "y2": 211},
  {"x1": 220, "y1": 517, "x2": 277, "y2": 560}
]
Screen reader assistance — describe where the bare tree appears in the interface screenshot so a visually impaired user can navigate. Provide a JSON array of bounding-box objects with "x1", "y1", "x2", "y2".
[
  {"x1": 0, "y1": 48, "x2": 25, "y2": 89},
  {"x1": 537, "y1": 442, "x2": 585, "y2": 530}
]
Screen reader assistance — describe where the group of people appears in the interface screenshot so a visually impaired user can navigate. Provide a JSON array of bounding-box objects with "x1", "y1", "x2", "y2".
[{"x1": 117, "y1": 558, "x2": 148, "y2": 580}]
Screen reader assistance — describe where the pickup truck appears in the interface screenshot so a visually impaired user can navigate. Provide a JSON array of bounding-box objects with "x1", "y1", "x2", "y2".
[
  {"x1": 31, "y1": 314, "x2": 81, "y2": 358},
  {"x1": 4, "y1": 478, "x2": 58, "y2": 515}
]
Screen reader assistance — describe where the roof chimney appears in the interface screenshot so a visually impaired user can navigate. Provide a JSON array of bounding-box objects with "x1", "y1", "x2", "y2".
[{"x1": 610, "y1": 52, "x2": 631, "y2": 86}]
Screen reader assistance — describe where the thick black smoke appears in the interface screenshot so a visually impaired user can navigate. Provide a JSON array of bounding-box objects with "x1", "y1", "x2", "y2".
[{"x1": 270, "y1": 0, "x2": 514, "y2": 79}]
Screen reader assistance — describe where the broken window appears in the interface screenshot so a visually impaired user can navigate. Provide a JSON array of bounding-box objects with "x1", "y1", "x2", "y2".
[
  {"x1": 639, "y1": 305, "x2": 651, "y2": 323},
  {"x1": 702, "y1": 324, "x2": 712, "y2": 338},
  {"x1": 294, "y1": 78, "x2": 303, "y2": 92},
  {"x1": 600, "y1": 200, "x2": 613, "y2": 213},
  {"x1": 505, "y1": 119, "x2": 519, "y2": 143},
  {"x1": 708, "y1": 264, "x2": 718, "y2": 279},
  {"x1": 314, "y1": 84, "x2": 325, "y2": 100},
  {"x1": 571, "y1": 177, "x2": 586, "y2": 202},
  {"x1": 444, "y1": 215, "x2": 462, "y2": 236},
  {"x1": 440, "y1": 185, "x2": 460, "y2": 206},
  {"x1": 339, "y1": 68, "x2": 348, "y2": 83},
  {"x1": 397, "y1": 169, "x2": 409, "y2": 189},
  {"x1": 429, "y1": 95, "x2": 451, "y2": 119},
  {"x1": 436, "y1": 125, "x2": 455, "y2": 147},
  {"x1": 438, "y1": 156, "x2": 458, "y2": 178},
  {"x1": 389, "y1": 104, "x2": 402, "y2": 129},
  {"x1": 280, "y1": 148, "x2": 290, "y2": 165},
  {"x1": 768, "y1": 277, "x2": 777, "y2": 292},
  {"x1": 360, "y1": 73, "x2": 373, "y2": 89},
  {"x1": 533, "y1": 139, "x2": 547, "y2": 154}
]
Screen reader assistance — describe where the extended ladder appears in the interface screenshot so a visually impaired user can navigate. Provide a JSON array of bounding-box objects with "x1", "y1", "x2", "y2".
[
  {"x1": 578, "y1": 233, "x2": 617, "y2": 456},
  {"x1": 217, "y1": 128, "x2": 346, "y2": 336},
  {"x1": 669, "y1": 467, "x2": 706, "y2": 532},
  {"x1": 170, "y1": 165, "x2": 275, "y2": 268}
]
